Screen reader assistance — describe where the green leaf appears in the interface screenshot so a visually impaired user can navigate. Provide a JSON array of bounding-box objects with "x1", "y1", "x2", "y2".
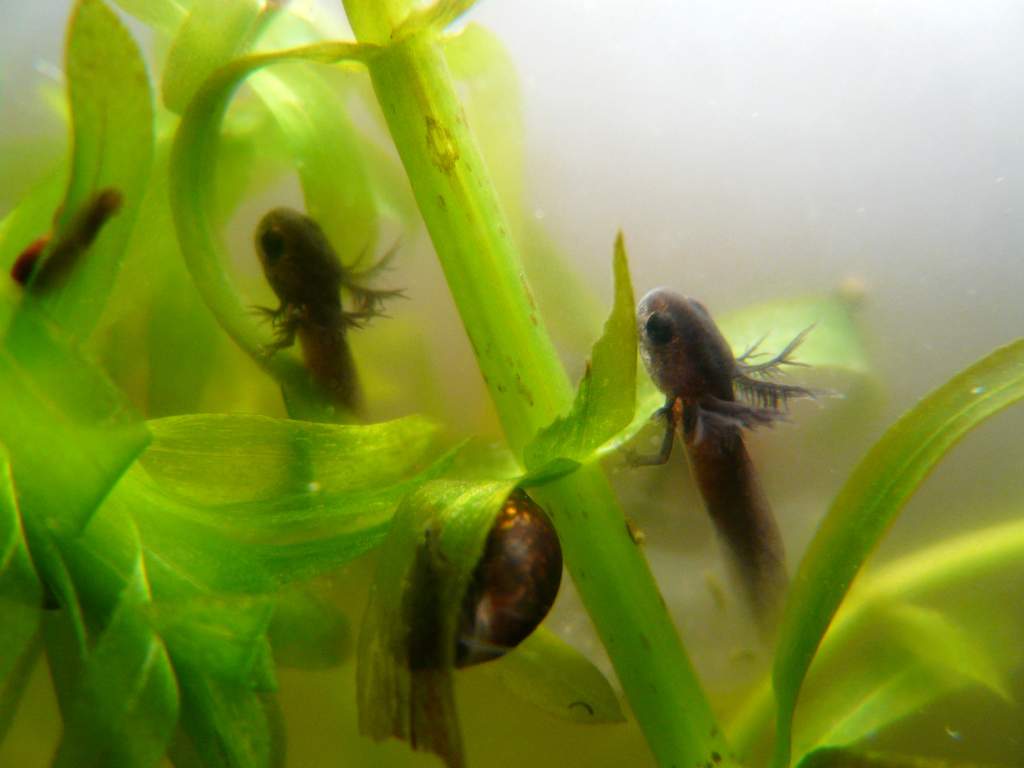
[
  {"x1": 729, "y1": 516, "x2": 1024, "y2": 758},
  {"x1": 0, "y1": 632, "x2": 42, "y2": 745},
  {"x1": 524, "y1": 234, "x2": 635, "y2": 472},
  {"x1": 151, "y1": 596, "x2": 276, "y2": 690},
  {"x1": 161, "y1": 0, "x2": 263, "y2": 114},
  {"x1": 30, "y1": 0, "x2": 154, "y2": 339},
  {"x1": 0, "y1": 168, "x2": 66, "y2": 277},
  {"x1": 811, "y1": 662, "x2": 960, "y2": 752},
  {"x1": 771, "y1": 339, "x2": 1024, "y2": 768},
  {"x1": 173, "y1": 674, "x2": 285, "y2": 768},
  {"x1": 0, "y1": 445, "x2": 43, "y2": 690},
  {"x1": 0, "y1": 303, "x2": 150, "y2": 534},
  {"x1": 485, "y1": 627, "x2": 624, "y2": 724},
  {"x1": 52, "y1": 539, "x2": 179, "y2": 768},
  {"x1": 111, "y1": 0, "x2": 189, "y2": 33},
  {"x1": 357, "y1": 479, "x2": 516, "y2": 768},
  {"x1": 122, "y1": 414, "x2": 452, "y2": 591},
  {"x1": 882, "y1": 604, "x2": 1012, "y2": 703},
  {"x1": 142, "y1": 413, "x2": 440, "y2": 506}
]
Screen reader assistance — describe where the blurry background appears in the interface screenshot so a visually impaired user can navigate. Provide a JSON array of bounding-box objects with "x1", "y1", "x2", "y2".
[{"x1": 2, "y1": 0, "x2": 1023, "y2": 765}]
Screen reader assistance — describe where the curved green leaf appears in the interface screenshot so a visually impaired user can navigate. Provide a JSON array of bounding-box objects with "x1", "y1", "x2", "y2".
[
  {"x1": 0, "y1": 169, "x2": 67, "y2": 277},
  {"x1": 172, "y1": 675, "x2": 285, "y2": 768},
  {"x1": 49, "y1": 507, "x2": 179, "y2": 768},
  {"x1": 111, "y1": 0, "x2": 189, "y2": 33},
  {"x1": 0, "y1": 445, "x2": 43, "y2": 742},
  {"x1": 161, "y1": 0, "x2": 263, "y2": 114},
  {"x1": 771, "y1": 339, "x2": 1024, "y2": 768},
  {"x1": 0, "y1": 302, "x2": 150, "y2": 535},
  {"x1": 32, "y1": 0, "x2": 154, "y2": 339}
]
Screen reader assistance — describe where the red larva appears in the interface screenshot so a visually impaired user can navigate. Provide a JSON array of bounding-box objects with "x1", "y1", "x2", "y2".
[{"x1": 10, "y1": 235, "x2": 51, "y2": 285}]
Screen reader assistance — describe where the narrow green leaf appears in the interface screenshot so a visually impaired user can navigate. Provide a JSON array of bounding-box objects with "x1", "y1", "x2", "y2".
[
  {"x1": 53, "y1": 556, "x2": 179, "y2": 768},
  {"x1": 524, "y1": 234, "x2": 635, "y2": 472},
  {"x1": 142, "y1": 413, "x2": 440, "y2": 505},
  {"x1": 173, "y1": 674, "x2": 285, "y2": 768},
  {"x1": 0, "y1": 303, "x2": 150, "y2": 534},
  {"x1": 771, "y1": 339, "x2": 1024, "y2": 768},
  {"x1": 486, "y1": 627, "x2": 624, "y2": 724},
  {"x1": 31, "y1": 0, "x2": 154, "y2": 338},
  {"x1": 357, "y1": 479, "x2": 515, "y2": 768},
  {"x1": 729, "y1": 517, "x2": 1024, "y2": 758},
  {"x1": 151, "y1": 596, "x2": 276, "y2": 690},
  {"x1": 810, "y1": 664, "x2": 960, "y2": 754},
  {"x1": 0, "y1": 168, "x2": 66, "y2": 276},
  {"x1": 883, "y1": 604, "x2": 1012, "y2": 703},
  {"x1": 0, "y1": 632, "x2": 42, "y2": 745},
  {"x1": 0, "y1": 445, "x2": 43, "y2": 689},
  {"x1": 111, "y1": 0, "x2": 188, "y2": 33}
]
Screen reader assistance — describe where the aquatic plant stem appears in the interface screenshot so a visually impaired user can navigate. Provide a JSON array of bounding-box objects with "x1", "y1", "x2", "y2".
[{"x1": 342, "y1": 5, "x2": 729, "y2": 765}]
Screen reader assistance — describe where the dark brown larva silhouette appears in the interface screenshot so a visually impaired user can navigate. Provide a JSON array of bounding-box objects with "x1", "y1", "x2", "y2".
[
  {"x1": 254, "y1": 207, "x2": 402, "y2": 414},
  {"x1": 632, "y1": 287, "x2": 815, "y2": 637}
]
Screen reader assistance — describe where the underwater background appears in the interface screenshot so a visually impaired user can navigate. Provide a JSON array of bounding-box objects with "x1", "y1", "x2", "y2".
[{"x1": 1, "y1": 1, "x2": 1023, "y2": 766}]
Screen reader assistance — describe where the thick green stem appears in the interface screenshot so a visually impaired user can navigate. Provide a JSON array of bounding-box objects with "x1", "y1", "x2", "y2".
[{"x1": 343, "y1": 6, "x2": 728, "y2": 765}]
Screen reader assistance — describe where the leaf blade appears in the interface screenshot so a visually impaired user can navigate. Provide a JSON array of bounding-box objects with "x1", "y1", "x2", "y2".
[
  {"x1": 32, "y1": 0, "x2": 155, "y2": 338},
  {"x1": 771, "y1": 339, "x2": 1024, "y2": 768},
  {"x1": 524, "y1": 234, "x2": 635, "y2": 472}
]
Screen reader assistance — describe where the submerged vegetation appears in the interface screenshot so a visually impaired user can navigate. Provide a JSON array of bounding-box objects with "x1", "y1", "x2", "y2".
[{"x1": 0, "y1": 1, "x2": 1022, "y2": 766}]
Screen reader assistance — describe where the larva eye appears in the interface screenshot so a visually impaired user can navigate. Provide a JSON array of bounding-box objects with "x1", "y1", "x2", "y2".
[
  {"x1": 259, "y1": 228, "x2": 285, "y2": 264},
  {"x1": 644, "y1": 311, "x2": 674, "y2": 346}
]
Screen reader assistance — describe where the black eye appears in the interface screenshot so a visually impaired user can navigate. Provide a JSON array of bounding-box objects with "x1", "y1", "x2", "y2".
[
  {"x1": 260, "y1": 229, "x2": 285, "y2": 263},
  {"x1": 645, "y1": 312, "x2": 674, "y2": 345}
]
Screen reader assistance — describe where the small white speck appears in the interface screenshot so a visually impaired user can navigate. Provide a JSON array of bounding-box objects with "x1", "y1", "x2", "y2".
[
  {"x1": 994, "y1": 176, "x2": 1006, "y2": 184},
  {"x1": 945, "y1": 726, "x2": 962, "y2": 741},
  {"x1": 306, "y1": 481, "x2": 322, "y2": 493},
  {"x1": 33, "y1": 59, "x2": 64, "y2": 83},
  {"x1": 971, "y1": 386, "x2": 986, "y2": 395},
  {"x1": 533, "y1": 208, "x2": 546, "y2": 221}
]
